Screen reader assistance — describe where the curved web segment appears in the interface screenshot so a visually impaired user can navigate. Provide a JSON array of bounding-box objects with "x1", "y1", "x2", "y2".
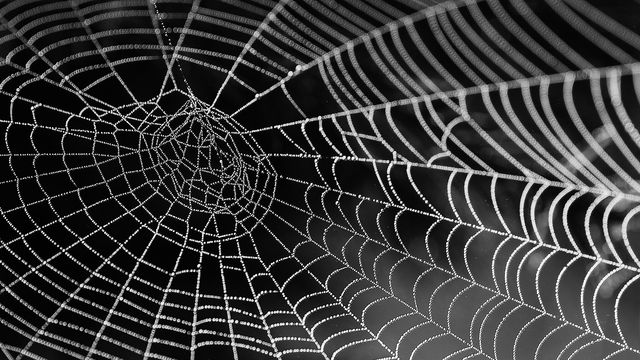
[{"x1": 1, "y1": 0, "x2": 640, "y2": 359}]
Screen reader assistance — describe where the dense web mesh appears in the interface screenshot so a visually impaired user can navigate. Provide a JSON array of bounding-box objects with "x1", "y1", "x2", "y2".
[{"x1": 1, "y1": 0, "x2": 640, "y2": 359}]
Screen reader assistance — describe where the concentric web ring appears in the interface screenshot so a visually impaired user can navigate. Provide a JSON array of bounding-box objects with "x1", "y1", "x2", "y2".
[{"x1": 2, "y1": 0, "x2": 640, "y2": 359}]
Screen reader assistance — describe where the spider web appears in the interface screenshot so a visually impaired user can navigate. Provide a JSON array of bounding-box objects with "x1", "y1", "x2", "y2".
[{"x1": 1, "y1": 0, "x2": 640, "y2": 359}]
